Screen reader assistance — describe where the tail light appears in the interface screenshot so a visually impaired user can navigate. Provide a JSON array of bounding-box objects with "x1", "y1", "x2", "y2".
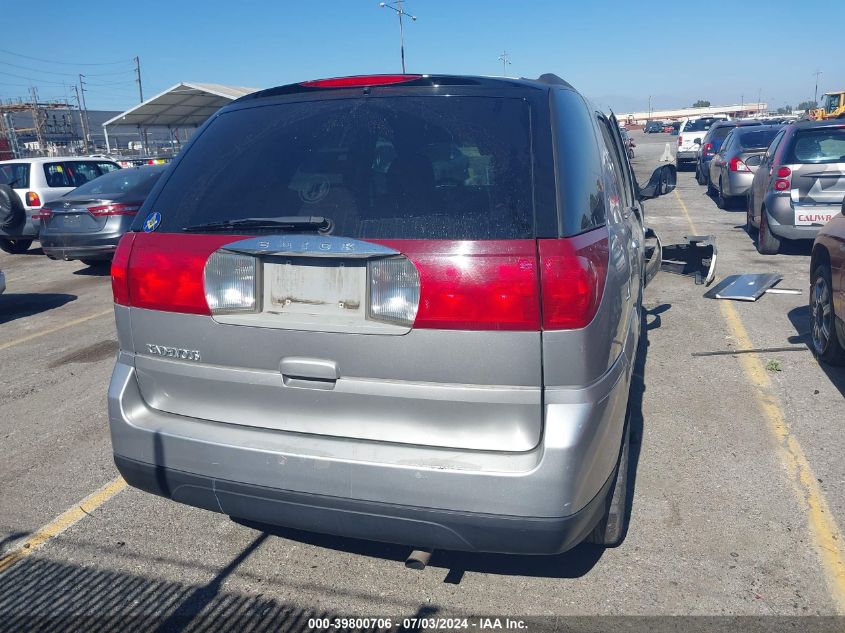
[
  {"x1": 678, "y1": 135, "x2": 683, "y2": 146},
  {"x1": 703, "y1": 143, "x2": 714, "y2": 156},
  {"x1": 113, "y1": 231, "x2": 609, "y2": 332},
  {"x1": 204, "y1": 251, "x2": 258, "y2": 314},
  {"x1": 383, "y1": 240, "x2": 540, "y2": 330},
  {"x1": 112, "y1": 233, "x2": 247, "y2": 314},
  {"x1": 32, "y1": 207, "x2": 53, "y2": 221},
  {"x1": 88, "y1": 203, "x2": 142, "y2": 217},
  {"x1": 729, "y1": 157, "x2": 750, "y2": 172},
  {"x1": 367, "y1": 257, "x2": 420, "y2": 327},
  {"x1": 774, "y1": 166, "x2": 791, "y2": 191},
  {"x1": 25, "y1": 192, "x2": 41, "y2": 207},
  {"x1": 539, "y1": 228, "x2": 609, "y2": 330}
]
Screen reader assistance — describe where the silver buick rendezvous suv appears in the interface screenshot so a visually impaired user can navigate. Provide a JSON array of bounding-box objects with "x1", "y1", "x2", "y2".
[{"x1": 108, "y1": 73, "x2": 674, "y2": 554}]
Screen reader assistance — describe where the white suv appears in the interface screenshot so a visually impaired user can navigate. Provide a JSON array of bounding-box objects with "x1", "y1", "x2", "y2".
[
  {"x1": 0, "y1": 157, "x2": 120, "y2": 253},
  {"x1": 676, "y1": 116, "x2": 729, "y2": 170}
]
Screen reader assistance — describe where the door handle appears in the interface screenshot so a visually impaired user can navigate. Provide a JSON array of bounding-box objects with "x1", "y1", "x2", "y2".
[{"x1": 280, "y1": 357, "x2": 339, "y2": 390}]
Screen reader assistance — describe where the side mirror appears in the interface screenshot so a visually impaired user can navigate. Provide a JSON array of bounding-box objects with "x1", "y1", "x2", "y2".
[
  {"x1": 640, "y1": 164, "x2": 677, "y2": 200},
  {"x1": 694, "y1": 137, "x2": 702, "y2": 145},
  {"x1": 745, "y1": 154, "x2": 763, "y2": 167}
]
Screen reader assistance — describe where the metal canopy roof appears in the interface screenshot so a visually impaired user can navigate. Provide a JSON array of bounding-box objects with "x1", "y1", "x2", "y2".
[{"x1": 103, "y1": 82, "x2": 258, "y2": 129}]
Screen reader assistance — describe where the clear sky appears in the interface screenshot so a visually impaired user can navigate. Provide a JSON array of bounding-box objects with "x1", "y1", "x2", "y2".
[{"x1": 2, "y1": 0, "x2": 844, "y2": 114}]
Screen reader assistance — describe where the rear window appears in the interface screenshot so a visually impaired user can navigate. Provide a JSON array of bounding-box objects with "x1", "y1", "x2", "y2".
[
  {"x1": 710, "y1": 126, "x2": 735, "y2": 142},
  {"x1": 147, "y1": 96, "x2": 534, "y2": 239},
  {"x1": 738, "y1": 130, "x2": 780, "y2": 150},
  {"x1": 0, "y1": 163, "x2": 30, "y2": 188},
  {"x1": 684, "y1": 118, "x2": 721, "y2": 133},
  {"x1": 43, "y1": 161, "x2": 120, "y2": 188},
  {"x1": 70, "y1": 166, "x2": 164, "y2": 198},
  {"x1": 786, "y1": 128, "x2": 845, "y2": 164}
]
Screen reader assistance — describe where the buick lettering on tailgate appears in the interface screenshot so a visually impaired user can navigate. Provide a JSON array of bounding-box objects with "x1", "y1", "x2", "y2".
[{"x1": 146, "y1": 344, "x2": 201, "y2": 362}]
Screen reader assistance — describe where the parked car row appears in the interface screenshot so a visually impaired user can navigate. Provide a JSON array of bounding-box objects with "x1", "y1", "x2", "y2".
[
  {"x1": 0, "y1": 157, "x2": 165, "y2": 265},
  {"x1": 684, "y1": 118, "x2": 845, "y2": 257}
]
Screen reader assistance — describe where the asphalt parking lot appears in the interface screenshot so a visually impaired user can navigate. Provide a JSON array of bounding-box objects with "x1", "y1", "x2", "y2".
[{"x1": 1, "y1": 131, "x2": 844, "y2": 627}]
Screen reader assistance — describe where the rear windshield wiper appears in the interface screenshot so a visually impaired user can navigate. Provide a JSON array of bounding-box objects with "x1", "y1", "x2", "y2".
[{"x1": 183, "y1": 216, "x2": 332, "y2": 233}]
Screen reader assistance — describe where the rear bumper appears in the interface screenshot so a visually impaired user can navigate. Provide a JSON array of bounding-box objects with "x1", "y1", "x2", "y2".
[
  {"x1": 108, "y1": 345, "x2": 632, "y2": 554},
  {"x1": 41, "y1": 232, "x2": 122, "y2": 260},
  {"x1": 767, "y1": 212, "x2": 824, "y2": 241},
  {"x1": 115, "y1": 454, "x2": 613, "y2": 555},
  {"x1": 676, "y1": 149, "x2": 698, "y2": 161},
  {"x1": 725, "y1": 171, "x2": 754, "y2": 197}
]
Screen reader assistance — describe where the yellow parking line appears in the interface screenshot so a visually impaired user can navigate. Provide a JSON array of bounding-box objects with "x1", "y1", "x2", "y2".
[
  {"x1": 0, "y1": 308, "x2": 113, "y2": 352},
  {"x1": 673, "y1": 188, "x2": 845, "y2": 610},
  {"x1": 0, "y1": 477, "x2": 126, "y2": 574}
]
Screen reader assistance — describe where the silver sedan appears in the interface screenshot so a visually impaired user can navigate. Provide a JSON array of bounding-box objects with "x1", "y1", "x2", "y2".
[{"x1": 709, "y1": 125, "x2": 783, "y2": 209}]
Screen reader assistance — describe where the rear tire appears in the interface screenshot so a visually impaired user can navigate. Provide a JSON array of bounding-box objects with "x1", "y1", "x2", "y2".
[
  {"x1": 810, "y1": 262, "x2": 845, "y2": 365},
  {"x1": 0, "y1": 238, "x2": 32, "y2": 254},
  {"x1": 746, "y1": 194, "x2": 757, "y2": 234},
  {"x1": 717, "y1": 179, "x2": 730, "y2": 209},
  {"x1": 586, "y1": 420, "x2": 630, "y2": 547},
  {"x1": 756, "y1": 208, "x2": 781, "y2": 254},
  {"x1": 696, "y1": 164, "x2": 706, "y2": 185},
  {"x1": 706, "y1": 173, "x2": 717, "y2": 196}
]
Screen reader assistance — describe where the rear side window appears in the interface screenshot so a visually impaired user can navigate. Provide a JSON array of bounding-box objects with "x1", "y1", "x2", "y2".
[
  {"x1": 43, "y1": 161, "x2": 119, "y2": 188},
  {"x1": 785, "y1": 128, "x2": 845, "y2": 164},
  {"x1": 148, "y1": 97, "x2": 534, "y2": 240},
  {"x1": 737, "y1": 130, "x2": 780, "y2": 150},
  {"x1": 0, "y1": 163, "x2": 29, "y2": 188},
  {"x1": 551, "y1": 89, "x2": 605, "y2": 234}
]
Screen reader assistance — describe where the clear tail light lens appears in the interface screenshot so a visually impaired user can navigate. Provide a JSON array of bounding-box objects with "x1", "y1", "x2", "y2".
[
  {"x1": 367, "y1": 256, "x2": 420, "y2": 327},
  {"x1": 204, "y1": 251, "x2": 259, "y2": 314}
]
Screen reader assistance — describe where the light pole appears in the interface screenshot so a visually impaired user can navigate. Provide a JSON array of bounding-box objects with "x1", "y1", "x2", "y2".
[
  {"x1": 379, "y1": 1, "x2": 416, "y2": 74},
  {"x1": 813, "y1": 69, "x2": 822, "y2": 105},
  {"x1": 497, "y1": 51, "x2": 511, "y2": 77}
]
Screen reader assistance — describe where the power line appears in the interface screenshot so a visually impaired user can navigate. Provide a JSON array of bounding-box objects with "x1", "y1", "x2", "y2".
[
  {"x1": 0, "y1": 69, "x2": 68, "y2": 86},
  {"x1": 0, "y1": 59, "x2": 134, "y2": 79},
  {"x1": 0, "y1": 48, "x2": 130, "y2": 66}
]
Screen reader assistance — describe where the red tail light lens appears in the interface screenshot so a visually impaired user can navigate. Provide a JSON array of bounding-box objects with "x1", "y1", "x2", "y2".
[
  {"x1": 704, "y1": 143, "x2": 714, "y2": 156},
  {"x1": 729, "y1": 157, "x2": 750, "y2": 172},
  {"x1": 119, "y1": 233, "x2": 247, "y2": 314},
  {"x1": 25, "y1": 192, "x2": 41, "y2": 207},
  {"x1": 774, "y1": 166, "x2": 791, "y2": 191},
  {"x1": 88, "y1": 203, "x2": 142, "y2": 217},
  {"x1": 300, "y1": 74, "x2": 422, "y2": 88},
  {"x1": 678, "y1": 136, "x2": 683, "y2": 146},
  {"x1": 539, "y1": 228, "x2": 609, "y2": 330},
  {"x1": 32, "y1": 207, "x2": 53, "y2": 221},
  {"x1": 111, "y1": 233, "x2": 136, "y2": 305},
  {"x1": 375, "y1": 240, "x2": 540, "y2": 330}
]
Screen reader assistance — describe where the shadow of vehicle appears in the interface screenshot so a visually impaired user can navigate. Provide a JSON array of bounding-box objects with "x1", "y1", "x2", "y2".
[
  {"x1": 73, "y1": 262, "x2": 112, "y2": 277},
  {"x1": 787, "y1": 305, "x2": 845, "y2": 399},
  {"x1": 0, "y1": 293, "x2": 76, "y2": 325}
]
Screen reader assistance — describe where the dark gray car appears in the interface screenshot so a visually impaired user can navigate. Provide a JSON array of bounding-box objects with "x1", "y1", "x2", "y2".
[
  {"x1": 40, "y1": 165, "x2": 166, "y2": 264},
  {"x1": 107, "y1": 74, "x2": 674, "y2": 555},
  {"x1": 748, "y1": 120, "x2": 845, "y2": 254}
]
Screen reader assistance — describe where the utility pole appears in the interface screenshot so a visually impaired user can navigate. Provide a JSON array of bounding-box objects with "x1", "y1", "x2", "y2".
[
  {"x1": 72, "y1": 84, "x2": 89, "y2": 154},
  {"x1": 497, "y1": 51, "x2": 511, "y2": 77},
  {"x1": 813, "y1": 69, "x2": 822, "y2": 105},
  {"x1": 757, "y1": 88, "x2": 762, "y2": 116},
  {"x1": 78, "y1": 74, "x2": 91, "y2": 154},
  {"x1": 648, "y1": 95, "x2": 652, "y2": 121},
  {"x1": 134, "y1": 56, "x2": 149, "y2": 154},
  {"x1": 29, "y1": 86, "x2": 48, "y2": 156},
  {"x1": 379, "y1": 1, "x2": 416, "y2": 74}
]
